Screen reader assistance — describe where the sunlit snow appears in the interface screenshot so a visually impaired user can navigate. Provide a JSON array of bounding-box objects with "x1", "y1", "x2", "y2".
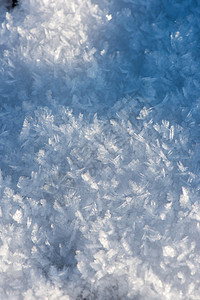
[{"x1": 0, "y1": 0, "x2": 200, "y2": 299}]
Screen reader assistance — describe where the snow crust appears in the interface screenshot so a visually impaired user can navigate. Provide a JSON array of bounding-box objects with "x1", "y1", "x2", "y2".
[{"x1": 1, "y1": 0, "x2": 200, "y2": 299}]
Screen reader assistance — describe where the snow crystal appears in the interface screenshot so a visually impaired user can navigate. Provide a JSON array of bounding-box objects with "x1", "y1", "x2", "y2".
[
  {"x1": 163, "y1": 245, "x2": 176, "y2": 258},
  {"x1": 12, "y1": 209, "x2": 23, "y2": 223}
]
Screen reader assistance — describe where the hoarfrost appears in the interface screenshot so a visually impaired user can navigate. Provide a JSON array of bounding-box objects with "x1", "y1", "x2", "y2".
[{"x1": 1, "y1": 0, "x2": 200, "y2": 299}]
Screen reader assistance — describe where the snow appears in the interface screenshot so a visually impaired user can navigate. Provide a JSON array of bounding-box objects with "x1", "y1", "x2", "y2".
[{"x1": 0, "y1": 0, "x2": 200, "y2": 299}]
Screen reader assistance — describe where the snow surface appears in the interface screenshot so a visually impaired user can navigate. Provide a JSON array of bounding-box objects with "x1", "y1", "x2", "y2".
[{"x1": 0, "y1": 0, "x2": 200, "y2": 299}]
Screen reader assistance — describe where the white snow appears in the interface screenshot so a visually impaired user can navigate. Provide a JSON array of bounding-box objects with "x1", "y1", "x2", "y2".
[{"x1": 0, "y1": 0, "x2": 200, "y2": 299}]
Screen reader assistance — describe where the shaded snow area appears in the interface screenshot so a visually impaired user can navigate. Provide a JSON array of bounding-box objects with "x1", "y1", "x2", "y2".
[{"x1": 1, "y1": 0, "x2": 200, "y2": 299}]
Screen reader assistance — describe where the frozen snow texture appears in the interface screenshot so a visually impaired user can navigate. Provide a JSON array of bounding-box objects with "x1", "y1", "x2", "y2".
[{"x1": 1, "y1": 0, "x2": 200, "y2": 299}]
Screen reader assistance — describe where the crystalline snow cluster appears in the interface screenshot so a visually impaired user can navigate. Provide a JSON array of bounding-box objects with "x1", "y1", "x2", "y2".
[{"x1": 1, "y1": 0, "x2": 200, "y2": 299}]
